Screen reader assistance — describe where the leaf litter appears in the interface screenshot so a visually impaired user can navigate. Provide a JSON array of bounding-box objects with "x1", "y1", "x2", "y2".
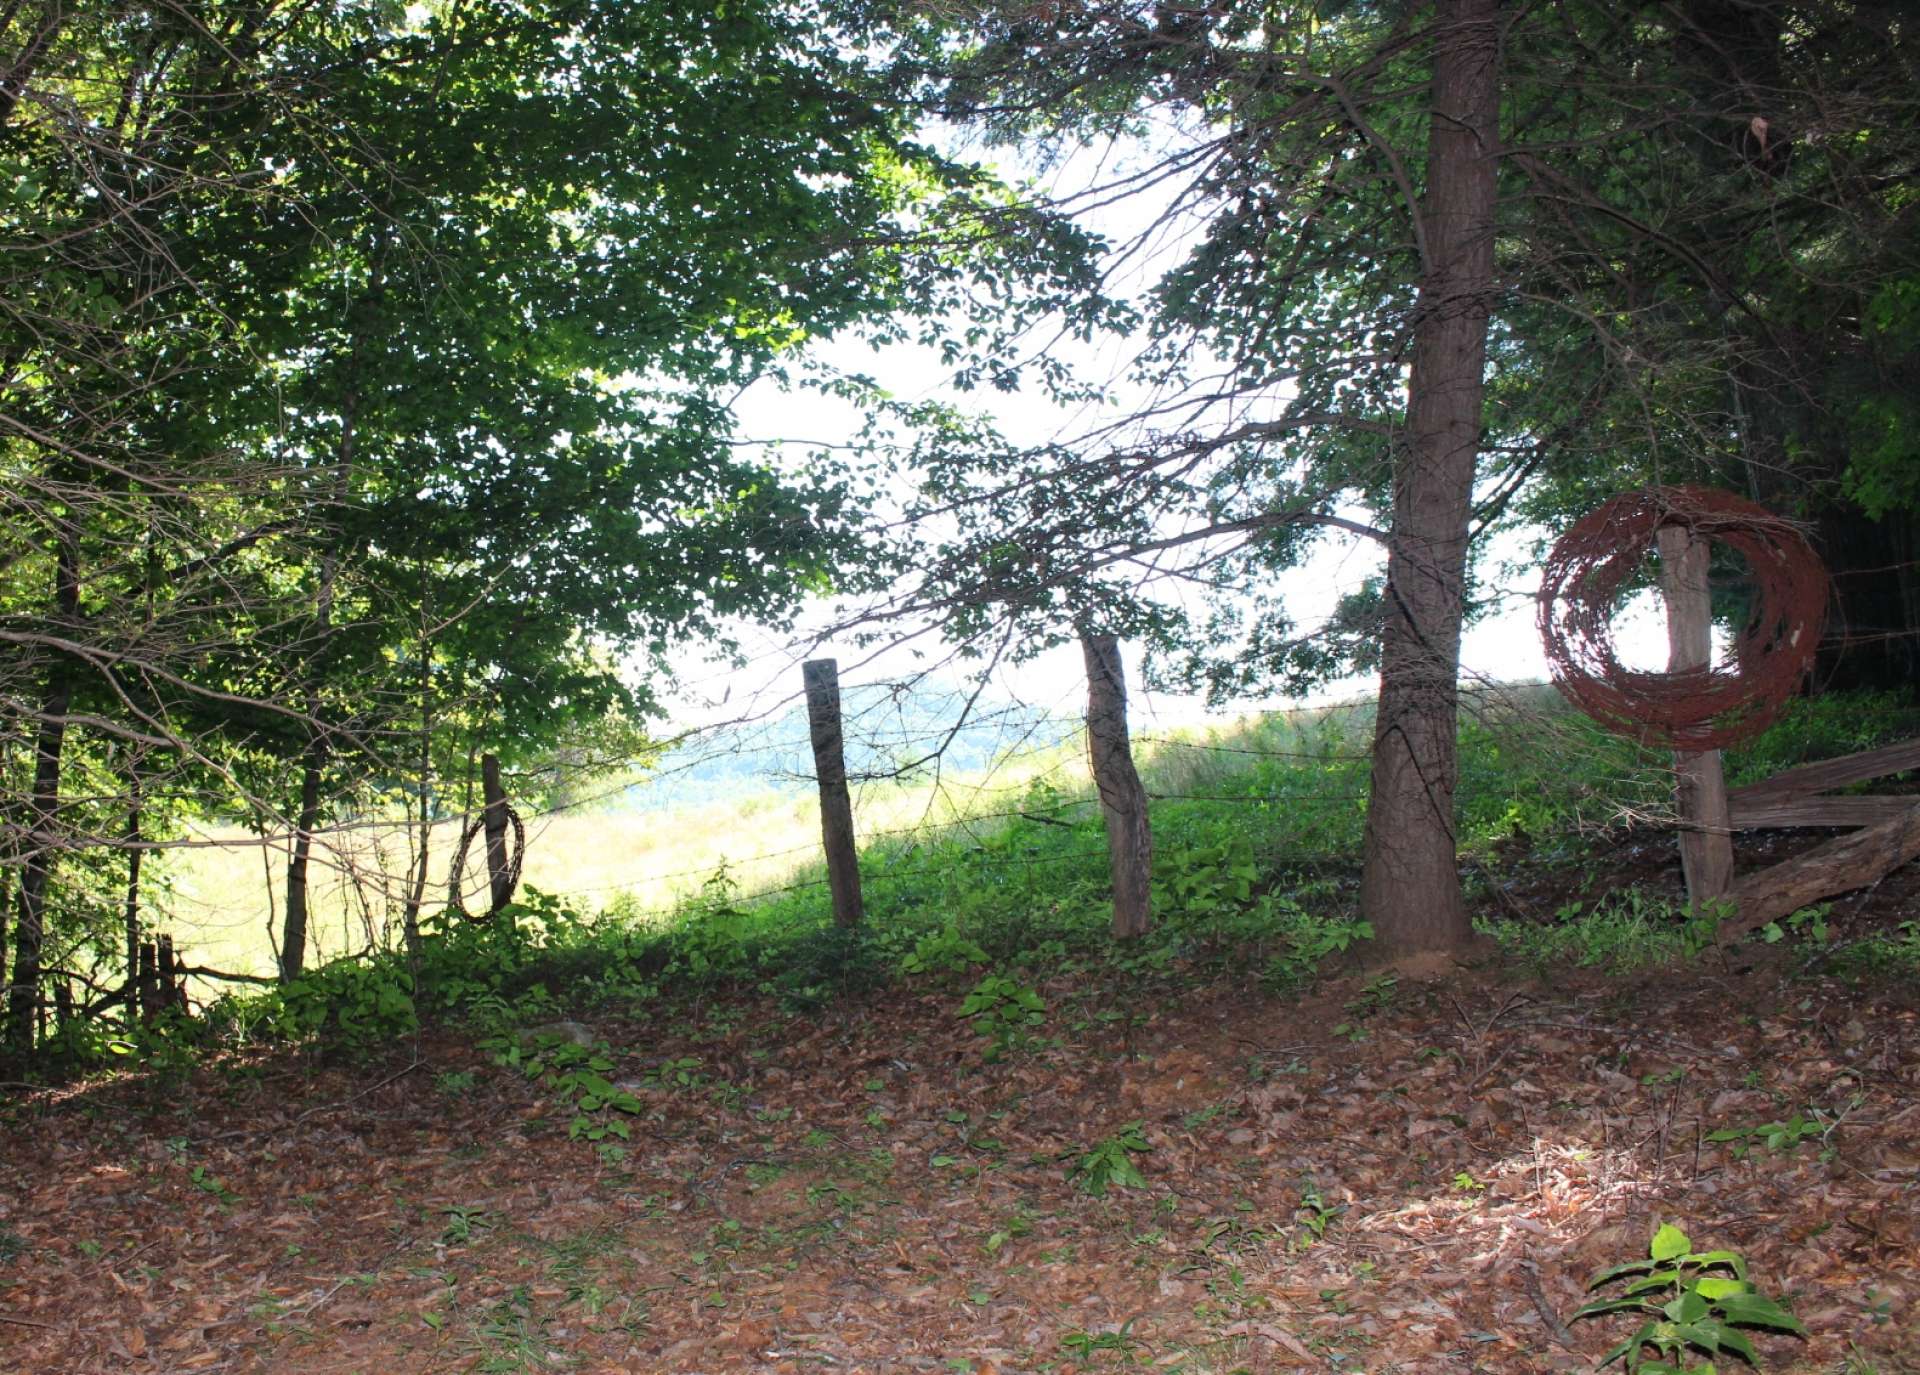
[{"x1": 1, "y1": 959, "x2": 1915, "y2": 1373}]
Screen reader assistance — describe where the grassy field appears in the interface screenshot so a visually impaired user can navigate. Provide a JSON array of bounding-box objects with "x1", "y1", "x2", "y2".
[
  {"x1": 159, "y1": 682, "x2": 1920, "y2": 991},
  {"x1": 162, "y1": 733, "x2": 1103, "y2": 982}
]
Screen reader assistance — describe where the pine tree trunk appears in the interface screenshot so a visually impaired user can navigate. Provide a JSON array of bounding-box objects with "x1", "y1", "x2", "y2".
[
  {"x1": 6, "y1": 535, "x2": 80, "y2": 1056},
  {"x1": 123, "y1": 779, "x2": 144, "y2": 1021},
  {"x1": 281, "y1": 741, "x2": 324, "y2": 981},
  {"x1": 1081, "y1": 632, "x2": 1153, "y2": 940},
  {"x1": 1358, "y1": 0, "x2": 1501, "y2": 956}
]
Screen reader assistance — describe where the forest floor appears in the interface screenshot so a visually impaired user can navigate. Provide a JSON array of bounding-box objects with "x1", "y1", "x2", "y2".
[{"x1": 3, "y1": 954, "x2": 1917, "y2": 1375}]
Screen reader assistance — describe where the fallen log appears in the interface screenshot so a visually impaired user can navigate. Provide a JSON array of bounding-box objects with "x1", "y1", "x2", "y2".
[{"x1": 1723, "y1": 802, "x2": 1920, "y2": 943}]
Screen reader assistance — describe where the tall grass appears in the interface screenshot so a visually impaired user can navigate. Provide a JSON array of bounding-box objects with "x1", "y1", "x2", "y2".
[{"x1": 159, "y1": 686, "x2": 1920, "y2": 989}]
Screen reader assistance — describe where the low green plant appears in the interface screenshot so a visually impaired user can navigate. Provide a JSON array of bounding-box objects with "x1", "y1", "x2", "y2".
[
  {"x1": 1293, "y1": 1176, "x2": 1342, "y2": 1248},
  {"x1": 1483, "y1": 890, "x2": 1728, "y2": 974},
  {"x1": 489, "y1": 1032, "x2": 644, "y2": 1142},
  {"x1": 1706, "y1": 1108, "x2": 1842, "y2": 1160},
  {"x1": 1572, "y1": 1223, "x2": 1806, "y2": 1373},
  {"x1": 902, "y1": 926, "x2": 989, "y2": 977},
  {"x1": 958, "y1": 974, "x2": 1047, "y2": 1061},
  {"x1": 439, "y1": 1204, "x2": 490, "y2": 1246},
  {"x1": 769, "y1": 922, "x2": 888, "y2": 1011},
  {"x1": 186, "y1": 1165, "x2": 235, "y2": 1203},
  {"x1": 1262, "y1": 914, "x2": 1373, "y2": 992},
  {"x1": 1071, "y1": 1122, "x2": 1151, "y2": 1197},
  {"x1": 1060, "y1": 1320, "x2": 1141, "y2": 1361},
  {"x1": 1346, "y1": 974, "x2": 1398, "y2": 1018},
  {"x1": 435, "y1": 1070, "x2": 478, "y2": 1098},
  {"x1": 274, "y1": 957, "x2": 417, "y2": 1055}
]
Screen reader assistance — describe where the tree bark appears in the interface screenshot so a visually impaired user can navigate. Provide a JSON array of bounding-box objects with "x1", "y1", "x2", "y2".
[
  {"x1": 1358, "y1": 0, "x2": 1502, "y2": 955},
  {"x1": 1657, "y1": 525, "x2": 1735, "y2": 906},
  {"x1": 281, "y1": 737, "x2": 324, "y2": 981},
  {"x1": 122, "y1": 774, "x2": 143, "y2": 1021},
  {"x1": 480, "y1": 752, "x2": 518, "y2": 916},
  {"x1": 803, "y1": 658, "x2": 864, "y2": 928},
  {"x1": 401, "y1": 646, "x2": 433, "y2": 953},
  {"x1": 1081, "y1": 632, "x2": 1153, "y2": 940},
  {"x1": 6, "y1": 532, "x2": 79, "y2": 1055}
]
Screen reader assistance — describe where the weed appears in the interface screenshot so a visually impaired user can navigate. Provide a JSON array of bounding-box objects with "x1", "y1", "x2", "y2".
[
  {"x1": 983, "y1": 1204, "x2": 1036, "y2": 1255},
  {"x1": 902, "y1": 926, "x2": 990, "y2": 977},
  {"x1": 1060, "y1": 1320, "x2": 1142, "y2": 1361},
  {"x1": 1262, "y1": 914, "x2": 1373, "y2": 992},
  {"x1": 1071, "y1": 1122, "x2": 1152, "y2": 1197},
  {"x1": 1483, "y1": 890, "x2": 1729, "y2": 974},
  {"x1": 1346, "y1": 974, "x2": 1398, "y2": 1018},
  {"x1": 488, "y1": 1032, "x2": 645, "y2": 1143},
  {"x1": 187, "y1": 1164, "x2": 238, "y2": 1204},
  {"x1": 1572, "y1": 1223, "x2": 1806, "y2": 1373},
  {"x1": 1293, "y1": 1177, "x2": 1342, "y2": 1248},
  {"x1": 958, "y1": 974, "x2": 1048, "y2": 1062},
  {"x1": 439, "y1": 1205, "x2": 490, "y2": 1246},
  {"x1": 1707, "y1": 1104, "x2": 1853, "y2": 1160},
  {"x1": 435, "y1": 1070, "x2": 478, "y2": 1097}
]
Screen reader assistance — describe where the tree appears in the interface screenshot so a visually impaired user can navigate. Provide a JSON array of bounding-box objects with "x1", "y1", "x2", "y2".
[
  {"x1": 1491, "y1": 2, "x2": 1920, "y2": 694},
  {"x1": 850, "y1": 0, "x2": 1917, "y2": 955},
  {"x1": 853, "y1": 1, "x2": 1511, "y2": 954},
  {"x1": 0, "y1": 0, "x2": 1089, "y2": 1049}
]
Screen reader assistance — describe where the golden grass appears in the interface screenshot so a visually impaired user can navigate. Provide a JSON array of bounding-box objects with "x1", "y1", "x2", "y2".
[{"x1": 160, "y1": 743, "x2": 1096, "y2": 980}]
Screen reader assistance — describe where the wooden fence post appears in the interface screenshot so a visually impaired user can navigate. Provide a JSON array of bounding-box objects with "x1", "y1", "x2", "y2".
[
  {"x1": 481, "y1": 753, "x2": 515, "y2": 916},
  {"x1": 1082, "y1": 632, "x2": 1153, "y2": 939},
  {"x1": 803, "y1": 659, "x2": 864, "y2": 927},
  {"x1": 1657, "y1": 525, "x2": 1735, "y2": 907}
]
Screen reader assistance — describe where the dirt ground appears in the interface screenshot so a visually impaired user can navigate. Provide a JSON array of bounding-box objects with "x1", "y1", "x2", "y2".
[{"x1": 3, "y1": 955, "x2": 1916, "y2": 1374}]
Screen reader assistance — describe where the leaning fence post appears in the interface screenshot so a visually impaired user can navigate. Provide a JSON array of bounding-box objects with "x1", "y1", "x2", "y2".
[
  {"x1": 803, "y1": 659, "x2": 864, "y2": 927},
  {"x1": 1082, "y1": 632, "x2": 1154, "y2": 939}
]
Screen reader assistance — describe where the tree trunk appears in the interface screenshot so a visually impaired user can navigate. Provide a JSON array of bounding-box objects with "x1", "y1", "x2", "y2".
[
  {"x1": 803, "y1": 658, "x2": 864, "y2": 928},
  {"x1": 481, "y1": 753, "x2": 514, "y2": 916},
  {"x1": 6, "y1": 533, "x2": 80, "y2": 1055},
  {"x1": 401, "y1": 646, "x2": 433, "y2": 955},
  {"x1": 283, "y1": 526, "x2": 341, "y2": 980},
  {"x1": 1081, "y1": 632, "x2": 1153, "y2": 940},
  {"x1": 281, "y1": 738, "x2": 324, "y2": 981},
  {"x1": 1358, "y1": 0, "x2": 1501, "y2": 956},
  {"x1": 123, "y1": 776, "x2": 144, "y2": 1021}
]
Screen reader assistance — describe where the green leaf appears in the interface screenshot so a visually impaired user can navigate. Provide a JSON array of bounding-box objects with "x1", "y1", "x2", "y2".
[
  {"x1": 1649, "y1": 1224, "x2": 1692, "y2": 1262},
  {"x1": 1695, "y1": 1319, "x2": 1757, "y2": 1364},
  {"x1": 1685, "y1": 1251, "x2": 1749, "y2": 1281},
  {"x1": 1715, "y1": 1293, "x2": 1807, "y2": 1334},
  {"x1": 1625, "y1": 1269, "x2": 1685, "y2": 1296},
  {"x1": 1665, "y1": 1290, "x2": 1708, "y2": 1324},
  {"x1": 1670, "y1": 1319, "x2": 1721, "y2": 1352},
  {"x1": 1587, "y1": 1258, "x2": 1656, "y2": 1288},
  {"x1": 1692, "y1": 1277, "x2": 1749, "y2": 1301},
  {"x1": 1572, "y1": 1296, "x2": 1654, "y2": 1320}
]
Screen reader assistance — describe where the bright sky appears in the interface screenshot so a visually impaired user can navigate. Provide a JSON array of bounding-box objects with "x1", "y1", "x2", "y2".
[{"x1": 659, "y1": 125, "x2": 1678, "y2": 746}]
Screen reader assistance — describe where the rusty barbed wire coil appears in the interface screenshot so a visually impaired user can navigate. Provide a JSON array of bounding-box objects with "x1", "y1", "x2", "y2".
[
  {"x1": 447, "y1": 805, "x2": 526, "y2": 921},
  {"x1": 1537, "y1": 485, "x2": 1828, "y2": 749}
]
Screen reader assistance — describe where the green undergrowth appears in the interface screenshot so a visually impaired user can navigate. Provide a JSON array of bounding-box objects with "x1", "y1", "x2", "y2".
[{"x1": 83, "y1": 689, "x2": 1920, "y2": 1067}]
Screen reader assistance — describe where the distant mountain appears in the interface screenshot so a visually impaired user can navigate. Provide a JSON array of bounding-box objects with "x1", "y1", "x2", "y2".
[{"x1": 618, "y1": 681, "x2": 1074, "y2": 811}]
